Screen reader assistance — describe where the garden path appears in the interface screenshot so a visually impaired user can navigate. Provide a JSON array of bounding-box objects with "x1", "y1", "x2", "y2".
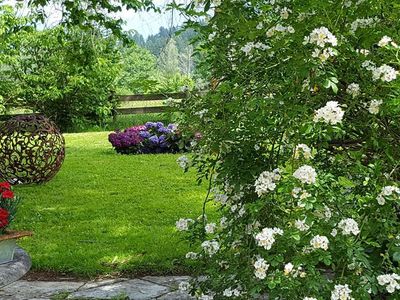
[{"x1": 0, "y1": 276, "x2": 193, "y2": 300}]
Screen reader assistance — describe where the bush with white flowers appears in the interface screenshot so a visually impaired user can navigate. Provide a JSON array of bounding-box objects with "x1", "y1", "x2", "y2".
[{"x1": 175, "y1": 0, "x2": 400, "y2": 299}]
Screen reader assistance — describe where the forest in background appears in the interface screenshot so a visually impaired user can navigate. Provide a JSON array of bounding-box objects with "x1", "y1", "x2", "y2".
[{"x1": 118, "y1": 26, "x2": 198, "y2": 94}]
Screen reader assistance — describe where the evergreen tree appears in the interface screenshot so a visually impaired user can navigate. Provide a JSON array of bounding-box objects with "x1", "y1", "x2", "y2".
[{"x1": 158, "y1": 38, "x2": 180, "y2": 75}]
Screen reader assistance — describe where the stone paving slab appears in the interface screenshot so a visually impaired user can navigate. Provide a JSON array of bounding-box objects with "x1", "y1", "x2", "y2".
[
  {"x1": 78, "y1": 278, "x2": 128, "y2": 291},
  {"x1": 141, "y1": 276, "x2": 191, "y2": 288},
  {"x1": 0, "y1": 280, "x2": 83, "y2": 300},
  {"x1": 0, "y1": 276, "x2": 193, "y2": 300},
  {"x1": 67, "y1": 279, "x2": 170, "y2": 300},
  {"x1": 0, "y1": 248, "x2": 32, "y2": 288}
]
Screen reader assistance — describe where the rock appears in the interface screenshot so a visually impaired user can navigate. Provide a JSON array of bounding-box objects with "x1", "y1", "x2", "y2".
[
  {"x1": 141, "y1": 276, "x2": 191, "y2": 288},
  {"x1": 0, "y1": 248, "x2": 32, "y2": 288},
  {"x1": 67, "y1": 279, "x2": 170, "y2": 300},
  {"x1": 0, "y1": 280, "x2": 82, "y2": 300}
]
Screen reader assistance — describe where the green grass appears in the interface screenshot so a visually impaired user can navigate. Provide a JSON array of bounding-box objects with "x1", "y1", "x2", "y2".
[{"x1": 12, "y1": 131, "x2": 211, "y2": 277}]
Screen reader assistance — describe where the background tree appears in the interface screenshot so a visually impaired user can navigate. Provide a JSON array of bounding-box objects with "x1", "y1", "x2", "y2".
[
  {"x1": 117, "y1": 44, "x2": 158, "y2": 94},
  {"x1": 1, "y1": 18, "x2": 122, "y2": 130},
  {"x1": 158, "y1": 38, "x2": 180, "y2": 75},
  {"x1": 179, "y1": 45, "x2": 194, "y2": 76}
]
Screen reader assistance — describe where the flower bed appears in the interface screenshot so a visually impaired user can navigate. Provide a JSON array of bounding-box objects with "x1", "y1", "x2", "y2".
[
  {"x1": 0, "y1": 182, "x2": 19, "y2": 233},
  {"x1": 108, "y1": 122, "x2": 182, "y2": 154}
]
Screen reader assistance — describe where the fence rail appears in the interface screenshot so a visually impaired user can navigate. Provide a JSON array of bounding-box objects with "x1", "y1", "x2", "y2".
[
  {"x1": 115, "y1": 92, "x2": 186, "y2": 116},
  {"x1": 0, "y1": 92, "x2": 187, "y2": 121},
  {"x1": 118, "y1": 92, "x2": 186, "y2": 102}
]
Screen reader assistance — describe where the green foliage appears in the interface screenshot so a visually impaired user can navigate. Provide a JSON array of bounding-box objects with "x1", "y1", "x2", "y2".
[
  {"x1": 28, "y1": 0, "x2": 156, "y2": 36},
  {"x1": 117, "y1": 44, "x2": 159, "y2": 94},
  {"x1": 158, "y1": 38, "x2": 180, "y2": 75},
  {"x1": 176, "y1": 0, "x2": 400, "y2": 299},
  {"x1": 0, "y1": 7, "x2": 122, "y2": 130}
]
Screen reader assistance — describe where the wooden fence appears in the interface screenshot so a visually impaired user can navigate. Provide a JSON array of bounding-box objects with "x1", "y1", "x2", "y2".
[
  {"x1": 0, "y1": 92, "x2": 187, "y2": 121},
  {"x1": 114, "y1": 92, "x2": 186, "y2": 115}
]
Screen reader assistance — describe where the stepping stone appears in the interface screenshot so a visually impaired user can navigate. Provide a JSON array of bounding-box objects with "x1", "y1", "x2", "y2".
[
  {"x1": 67, "y1": 279, "x2": 170, "y2": 300},
  {"x1": 141, "y1": 276, "x2": 191, "y2": 288},
  {"x1": 0, "y1": 248, "x2": 31, "y2": 288},
  {"x1": 0, "y1": 280, "x2": 83, "y2": 300},
  {"x1": 78, "y1": 278, "x2": 128, "y2": 290}
]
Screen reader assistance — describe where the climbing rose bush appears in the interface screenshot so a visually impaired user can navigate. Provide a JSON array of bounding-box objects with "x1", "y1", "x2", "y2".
[{"x1": 174, "y1": 0, "x2": 400, "y2": 299}]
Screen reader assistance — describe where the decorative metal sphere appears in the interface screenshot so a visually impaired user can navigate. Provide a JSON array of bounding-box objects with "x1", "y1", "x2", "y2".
[{"x1": 0, "y1": 115, "x2": 65, "y2": 184}]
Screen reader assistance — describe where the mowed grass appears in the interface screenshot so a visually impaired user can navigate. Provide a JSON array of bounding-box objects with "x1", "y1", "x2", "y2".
[{"x1": 12, "y1": 132, "x2": 210, "y2": 277}]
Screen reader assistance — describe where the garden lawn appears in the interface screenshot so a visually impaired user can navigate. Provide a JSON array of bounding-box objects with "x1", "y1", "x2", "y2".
[{"x1": 12, "y1": 132, "x2": 210, "y2": 277}]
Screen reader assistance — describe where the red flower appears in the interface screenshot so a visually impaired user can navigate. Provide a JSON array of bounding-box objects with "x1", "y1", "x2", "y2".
[
  {"x1": 0, "y1": 208, "x2": 9, "y2": 229},
  {"x1": 1, "y1": 190, "x2": 14, "y2": 199},
  {"x1": 0, "y1": 182, "x2": 11, "y2": 191}
]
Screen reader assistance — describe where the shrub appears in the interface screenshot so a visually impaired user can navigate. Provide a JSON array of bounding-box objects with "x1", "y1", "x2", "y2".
[
  {"x1": 108, "y1": 122, "x2": 182, "y2": 154},
  {"x1": 0, "y1": 16, "x2": 121, "y2": 131},
  {"x1": 175, "y1": 1, "x2": 400, "y2": 299}
]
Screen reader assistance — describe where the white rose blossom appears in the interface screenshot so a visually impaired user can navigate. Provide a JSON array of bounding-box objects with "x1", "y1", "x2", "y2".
[
  {"x1": 378, "y1": 35, "x2": 392, "y2": 47},
  {"x1": 294, "y1": 144, "x2": 313, "y2": 160},
  {"x1": 185, "y1": 252, "x2": 198, "y2": 259},
  {"x1": 205, "y1": 223, "x2": 216, "y2": 234},
  {"x1": 201, "y1": 240, "x2": 220, "y2": 256},
  {"x1": 314, "y1": 101, "x2": 345, "y2": 125},
  {"x1": 267, "y1": 24, "x2": 295, "y2": 37},
  {"x1": 284, "y1": 262, "x2": 294, "y2": 275},
  {"x1": 377, "y1": 273, "x2": 400, "y2": 293},
  {"x1": 254, "y1": 257, "x2": 269, "y2": 279},
  {"x1": 346, "y1": 83, "x2": 360, "y2": 98},
  {"x1": 280, "y1": 7, "x2": 292, "y2": 19},
  {"x1": 324, "y1": 205, "x2": 332, "y2": 221},
  {"x1": 356, "y1": 49, "x2": 370, "y2": 56},
  {"x1": 295, "y1": 219, "x2": 310, "y2": 232},
  {"x1": 222, "y1": 287, "x2": 242, "y2": 297},
  {"x1": 241, "y1": 42, "x2": 270, "y2": 56},
  {"x1": 293, "y1": 165, "x2": 317, "y2": 185},
  {"x1": 176, "y1": 218, "x2": 193, "y2": 231},
  {"x1": 304, "y1": 27, "x2": 337, "y2": 48},
  {"x1": 255, "y1": 227, "x2": 283, "y2": 250},
  {"x1": 372, "y1": 64, "x2": 398, "y2": 82},
  {"x1": 361, "y1": 60, "x2": 376, "y2": 71},
  {"x1": 377, "y1": 185, "x2": 400, "y2": 205},
  {"x1": 310, "y1": 235, "x2": 329, "y2": 251},
  {"x1": 368, "y1": 99, "x2": 383, "y2": 114},
  {"x1": 331, "y1": 284, "x2": 354, "y2": 300},
  {"x1": 338, "y1": 218, "x2": 360, "y2": 236},
  {"x1": 350, "y1": 17, "x2": 378, "y2": 34},
  {"x1": 177, "y1": 155, "x2": 190, "y2": 170},
  {"x1": 220, "y1": 216, "x2": 228, "y2": 228},
  {"x1": 312, "y1": 47, "x2": 337, "y2": 62},
  {"x1": 254, "y1": 168, "x2": 281, "y2": 196}
]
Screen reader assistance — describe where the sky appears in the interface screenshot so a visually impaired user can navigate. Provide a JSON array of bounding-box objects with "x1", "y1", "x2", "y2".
[
  {"x1": 4, "y1": 0, "x2": 186, "y2": 39},
  {"x1": 116, "y1": 0, "x2": 186, "y2": 38}
]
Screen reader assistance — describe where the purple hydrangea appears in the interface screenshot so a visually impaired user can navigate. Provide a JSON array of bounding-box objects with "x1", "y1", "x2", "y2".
[
  {"x1": 109, "y1": 122, "x2": 183, "y2": 154},
  {"x1": 108, "y1": 125, "x2": 145, "y2": 151}
]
